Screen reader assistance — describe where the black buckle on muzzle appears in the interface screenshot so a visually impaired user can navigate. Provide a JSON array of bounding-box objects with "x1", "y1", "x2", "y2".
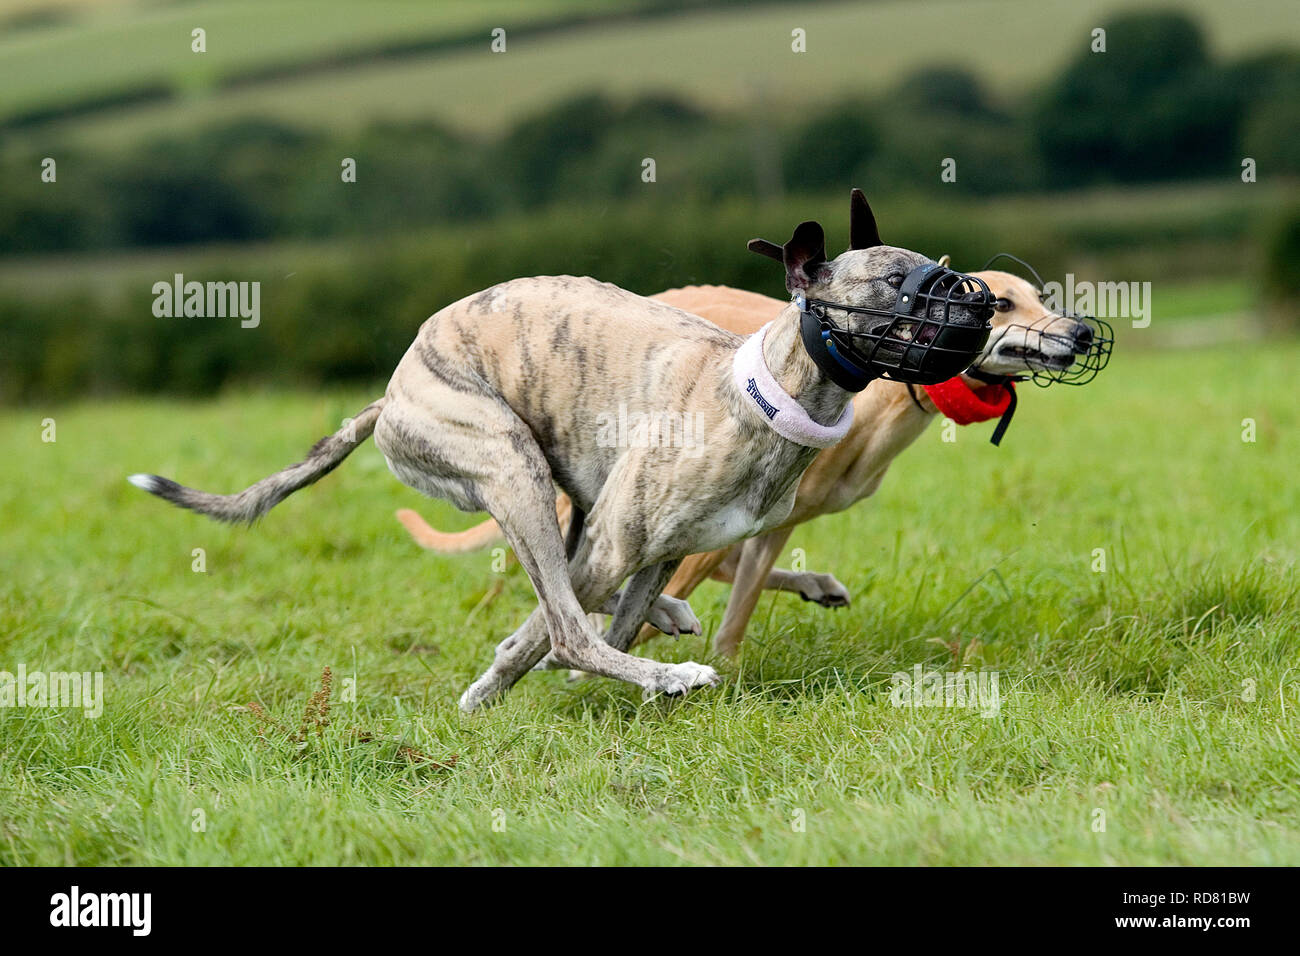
[{"x1": 797, "y1": 264, "x2": 994, "y2": 390}]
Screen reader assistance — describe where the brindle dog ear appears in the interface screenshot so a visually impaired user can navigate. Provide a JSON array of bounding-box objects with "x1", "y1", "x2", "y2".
[
  {"x1": 782, "y1": 220, "x2": 827, "y2": 291},
  {"x1": 749, "y1": 221, "x2": 827, "y2": 291},
  {"x1": 849, "y1": 188, "x2": 883, "y2": 250}
]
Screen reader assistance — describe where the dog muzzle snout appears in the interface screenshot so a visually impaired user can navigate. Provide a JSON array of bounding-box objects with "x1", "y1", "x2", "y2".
[
  {"x1": 797, "y1": 263, "x2": 994, "y2": 391},
  {"x1": 978, "y1": 252, "x2": 1114, "y2": 388},
  {"x1": 1005, "y1": 311, "x2": 1113, "y2": 386}
]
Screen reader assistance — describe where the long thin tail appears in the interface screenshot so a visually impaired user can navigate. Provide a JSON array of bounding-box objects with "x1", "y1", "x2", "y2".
[
  {"x1": 395, "y1": 495, "x2": 572, "y2": 553},
  {"x1": 395, "y1": 509, "x2": 506, "y2": 553},
  {"x1": 128, "y1": 398, "x2": 386, "y2": 524}
]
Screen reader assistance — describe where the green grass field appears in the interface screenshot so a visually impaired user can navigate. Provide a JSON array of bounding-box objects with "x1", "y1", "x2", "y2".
[{"x1": 2, "y1": 336, "x2": 1297, "y2": 865}]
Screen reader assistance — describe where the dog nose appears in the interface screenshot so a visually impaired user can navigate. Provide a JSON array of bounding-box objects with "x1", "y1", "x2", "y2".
[{"x1": 1073, "y1": 324, "x2": 1093, "y2": 352}]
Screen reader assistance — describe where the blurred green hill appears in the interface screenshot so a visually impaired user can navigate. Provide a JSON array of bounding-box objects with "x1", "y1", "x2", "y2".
[
  {"x1": 3, "y1": 0, "x2": 1296, "y2": 139},
  {"x1": 1, "y1": 0, "x2": 1297, "y2": 401},
  {"x1": 4, "y1": 5, "x2": 1296, "y2": 254}
]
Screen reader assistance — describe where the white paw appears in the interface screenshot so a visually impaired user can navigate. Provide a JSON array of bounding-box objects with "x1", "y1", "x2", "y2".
[
  {"x1": 647, "y1": 594, "x2": 702, "y2": 637},
  {"x1": 459, "y1": 671, "x2": 510, "y2": 712},
  {"x1": 797, "y1": 572, "x2": 851, "y2": 608},
  {"x1": 644, "y1": 661, "x2": 720, "y2": 700}
]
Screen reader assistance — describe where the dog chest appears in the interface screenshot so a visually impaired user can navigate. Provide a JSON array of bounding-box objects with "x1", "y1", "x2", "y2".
[
  {"x1": 689, "y1": 483, "x2": 796, "y2": 554},
  {"x1": 686, "y1": 501, "x2": 764, "y2": 554}
]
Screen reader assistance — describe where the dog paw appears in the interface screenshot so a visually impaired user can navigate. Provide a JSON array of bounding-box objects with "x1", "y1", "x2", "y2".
[
  {"x1": 798, "y1": 572, "x2": 851, "y2": 608},
  {"x1": 458, "y1": 679, "x2": 498, "y2": 713},
  {"x1": 643, "y1": 661, "x2": 720, "y2": 700},
  {"x1": 647, "y1": 594, "x2": 702, "y2": 637}
]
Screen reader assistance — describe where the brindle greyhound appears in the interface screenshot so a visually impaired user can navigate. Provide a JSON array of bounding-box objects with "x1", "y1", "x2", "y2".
[
  {"x1": 399, "y1": 269, "x2": 1102, "y2": 659},
  {"x1": 128, "y1": 192, "x2": 992, "y2": 710}
]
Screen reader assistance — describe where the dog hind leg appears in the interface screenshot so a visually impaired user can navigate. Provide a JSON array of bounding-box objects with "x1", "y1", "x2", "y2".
[
  {"x1": 711, "y1": 526, "x2": 795, "y2": 657},
  {"x1": 460, "y1": 488, "x2": 718, "y2": 709}
]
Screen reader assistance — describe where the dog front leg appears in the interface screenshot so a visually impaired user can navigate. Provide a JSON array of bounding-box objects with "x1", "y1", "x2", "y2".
[
  {"x1": 465, "y1": 525, "x2": 718, "y2": 708},
  {"x1": 764, "y1": 566, "x2": 851, "y2": 608},
  {"x1": 564, "y1": 503, "x2": 585, "y2": 558},
  {"x1": 544, "y1": 518, "x2": 718, "y2": 696},
  {"x1": 533, "y1": 569, "x2": 701, "y2": 669},
  {"x1": 629, "y1": 546, "x2": 734, "y2": 649},
  {"x1": 605, "y1": 560, "x2": 682, "y2": 652}
]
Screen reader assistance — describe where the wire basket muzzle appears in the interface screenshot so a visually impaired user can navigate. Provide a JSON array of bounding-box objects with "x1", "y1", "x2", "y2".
[
  {"x1": 1011, "y1": 311, "x2": 1115, "y2": 386},
  {"x1": 819, "y1": 266, "x2": 995, "y2": 386}
]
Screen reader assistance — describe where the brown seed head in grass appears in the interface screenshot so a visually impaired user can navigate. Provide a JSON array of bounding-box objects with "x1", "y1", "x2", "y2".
[{"x1": 296, "y1": 666, "x2": 334, "y2": 741}]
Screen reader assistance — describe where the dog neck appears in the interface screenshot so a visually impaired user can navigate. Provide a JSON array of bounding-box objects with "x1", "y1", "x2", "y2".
[
  {"x1": 764, "y1": 304, "x2": 992, "y2": 422},
  {"x1": 763, "y1": 304, "x2": 856, "y2": 426},
  {"x1": 733, "y1": 320, "x2": 853, "y2": 447}
]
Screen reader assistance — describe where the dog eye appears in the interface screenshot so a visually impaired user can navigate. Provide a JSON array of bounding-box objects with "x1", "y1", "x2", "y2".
[
  {"x1": 994, "y1": 297, "x2": 1013, "y2": 312},
  {"x1": 886, "y1": 274, "x2": 904, "y2": 289}
]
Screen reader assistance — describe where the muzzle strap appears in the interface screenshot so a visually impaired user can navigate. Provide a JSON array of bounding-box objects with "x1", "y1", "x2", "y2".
[
  {"x1": 988, "y1": 385, "x2": 1016, "y2": 447},
  {"x1": 799, "y1": 304, "x2": 874, "y2": 392}
]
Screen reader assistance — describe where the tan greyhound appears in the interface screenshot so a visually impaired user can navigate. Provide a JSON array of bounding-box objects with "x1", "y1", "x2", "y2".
[
  {"x1": 127, "y1": 191, "x2": 996, "y2": 708},
  {"x1": 397, "y1": 263, "x2": 1106, "y2": 658}
]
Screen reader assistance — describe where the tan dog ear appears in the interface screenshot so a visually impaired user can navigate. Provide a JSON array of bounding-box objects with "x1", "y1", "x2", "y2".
[
  {"x1": 937, "y1": 254, "x2": 951, "y2": 268},
  {"x1": 849, "y1": 188, "x2": 883, "y2": 250}
]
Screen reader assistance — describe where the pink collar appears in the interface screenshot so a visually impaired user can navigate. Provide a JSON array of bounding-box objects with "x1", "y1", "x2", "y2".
[{"x1": 732, "y1": 323, "x2": 853, "y2": 448}]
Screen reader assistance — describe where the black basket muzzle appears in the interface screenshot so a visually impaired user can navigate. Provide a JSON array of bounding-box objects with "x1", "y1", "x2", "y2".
[{"x1": 798, "y1": 263, "x2": 994, "y2": 390}]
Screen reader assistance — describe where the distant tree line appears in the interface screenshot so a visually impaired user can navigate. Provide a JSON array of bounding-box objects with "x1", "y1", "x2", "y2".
[{"x1": 1, "y1": 11, "x2": 1296, "y2": 255}]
